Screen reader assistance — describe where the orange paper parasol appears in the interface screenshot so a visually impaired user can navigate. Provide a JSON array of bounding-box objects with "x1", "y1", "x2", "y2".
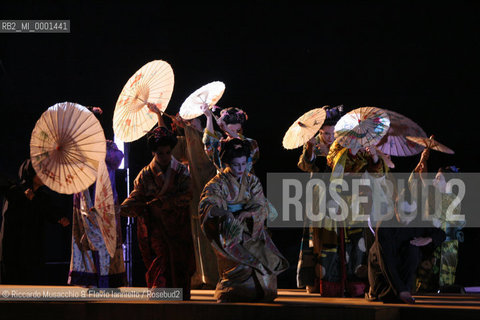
[
  {"x1": 113, "y1": 60, "x2": 174, "y2": 142},
  {"x1": 30, "y1": 102, "x2": 106, "y2": 194},
  {"x1": 94, "y1": 159, "x2": 116, "y2": 257}
]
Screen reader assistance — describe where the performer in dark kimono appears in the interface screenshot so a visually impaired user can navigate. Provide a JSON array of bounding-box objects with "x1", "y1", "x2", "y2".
[
  {"x1": 149, "y1": 103, "x2": 219, "y2": 290},
  {"x1": 120, "y1": 126, "x2": 195, "y2": 300},
  {"x1": 367, "y1": 222, "x2": 445, "y2": 303},
  {"x1": 0, "y1": 159, "x2": 69, "y2": 284},
  {"x1": 296, "y1": 105, "x2": 344, "y2": 295},
  {"x1": 367, "y1": 148, "x2": 446, "y2": 303}
]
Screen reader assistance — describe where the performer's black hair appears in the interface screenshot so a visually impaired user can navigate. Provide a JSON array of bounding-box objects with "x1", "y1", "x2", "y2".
[
  {"x1": 322, "y1": 105, "x2": 344, "y2": 127},
  {"x1": 220, "y1": 138, "x2": 251, "y2": 164},
  {"x1": 147, "y1": 126, "x2": 178, "y2": 151}
]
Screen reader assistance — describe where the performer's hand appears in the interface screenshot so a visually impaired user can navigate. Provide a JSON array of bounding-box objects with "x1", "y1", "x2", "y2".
[
  {"x1": 92, "y1": 107, "x2": 103, "y2": 115},
  {"x1": 172, "y1": 113, "x2": 186, "y2": 129},
  {"x1": 147, "y1": 102, "x2": 162, "y2": 115},
  {"x1": 306, "y1": 136, "x2": 316, "y2": 147},
  {"x1": 200, "y1": 103, "x2": 212, "y2": 117},
  {"x1": 410, "y1": 237, "x2": 432, "y2": 247},
  {"x1": 57, "y1": 217, "x2": 70, "y2": 227},
  {"x1": 365, "y1": 146, "x2": 379, "y2": 163},
  {"x1": 318, "y1": 143, "x2": 330, "y2": 156},
  {"x1": 24, "y1": 188, "x2": 35, "y2": 200}
]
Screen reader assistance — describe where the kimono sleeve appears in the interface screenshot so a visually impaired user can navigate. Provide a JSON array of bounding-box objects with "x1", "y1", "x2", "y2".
[
  {"x1": 199, "y1": 177, "x2": 226, "y2": 220},
  {"x1": 202, "y1": 129, "x2": 223, "y2": 169},
  {"x1": 171, "y1": 166, "x2": 193, "y2": 208},
  {"x1": 120, "y1": 171, "x2": 148, "y2": 217},
  {"x1": 198, "y1": 176, "x2": 228, "y2": 241},
  {"x1": 245, "y1": 137, "x2": 260, "y2": 166},
  {"x1": 245, "y1": 175, "x2": 268, "y2": 239},
  {"x1": 172, "y1": 136, "x2": 188, "y2": 164},
  {"x1": 297, "y1": 143, "x2": 318, "y2": 172}
]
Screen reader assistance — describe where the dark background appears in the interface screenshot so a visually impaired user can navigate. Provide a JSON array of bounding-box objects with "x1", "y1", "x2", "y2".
[{"x1": 1, "y1": 2, "x2": 479, "y2": 288}]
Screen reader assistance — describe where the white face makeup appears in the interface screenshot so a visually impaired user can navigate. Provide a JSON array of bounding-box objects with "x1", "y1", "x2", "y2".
[
  {"x1": 228, "y1": 156, "x2": 247, "y2": 178},
  {"x1": 433, "y1": 170, "x2": 447, "y2": 193}
]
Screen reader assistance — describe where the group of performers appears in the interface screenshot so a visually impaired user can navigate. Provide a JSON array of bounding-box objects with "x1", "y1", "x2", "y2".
[
  {"x1": 0, "y1": 100, "x2": 462, "y2": 305},
  {"x1": 295, "y1": 105, "x2": 462, "y2": 304}
]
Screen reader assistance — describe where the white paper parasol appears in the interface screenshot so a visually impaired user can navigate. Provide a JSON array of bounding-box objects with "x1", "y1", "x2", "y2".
[
  {"x1": 282, "y1": 108, "x2": 327, "y2": 150},
  {"x1": 179, "y1": 81, "x2": 226, "y2": 120},
  {"x1": 113, "y1": 60, "x2": 174, "y2": 142},
  {"x1": 334, "y1": 107, "x2": 390, "y2": 152},
  {"x1": 94, "y1": 159, "x2": 117, "y2": 258},
  {"x1": 30, "y1": 102, "x2": 106, "y2": 194}
]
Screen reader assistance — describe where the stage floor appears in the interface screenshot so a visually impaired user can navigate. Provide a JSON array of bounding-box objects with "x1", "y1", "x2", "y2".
[{"x1": 1, "y1": 286, "x2": 479, "y2": 320}]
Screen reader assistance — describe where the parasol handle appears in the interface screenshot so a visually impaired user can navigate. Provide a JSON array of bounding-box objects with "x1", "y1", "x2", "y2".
[
  {"x1": 159, "y1": 110, "x2": 175, "y2": 120},
  {"x1": 426, "y1": 134, "x2": 435, "y2": 149},
  {"x1": 141, "y1": 99, "x2": 175, "y2": 119}
]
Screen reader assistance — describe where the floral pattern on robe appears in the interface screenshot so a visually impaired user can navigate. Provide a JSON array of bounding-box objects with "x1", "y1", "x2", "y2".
[
  {"x1": 120, "y1": 156, "x2": 195, "y2": 300},
  {"x1": 199, "y1": 168, "x2": 289, "y2": 302},
  {"x1": 299, "y1": 140, "x2": 389, "y2": 297},
  {"x1": 68, "y1": 144, "x2": 126, "y2": 288}
]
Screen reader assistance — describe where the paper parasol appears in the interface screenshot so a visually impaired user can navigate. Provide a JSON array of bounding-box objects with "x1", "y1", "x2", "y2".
[
  {"x1": 94, "y1": 159, "x2": 117, "y2": 258},
  {"x1": 376, "y1": 109, "x2": 427, "y2": 156},
  {"x1": 113, "y1": 60, "x2": 174, "y2": 142},
  {"x1": 334, "y1": 107, "x2": 390, "y2": 152},
  {"x1": 282, "y1": 108, "x2": 327, "y2": 150},
  {"x1": 406, "y1": 136, "x2": 454, "y2": 154},
  {"x1": 30, "y1": 102, "x2": 106, "y2": 194},
  {"x1": 179, "y1": 81, "x2": 226, "y2": 120}
]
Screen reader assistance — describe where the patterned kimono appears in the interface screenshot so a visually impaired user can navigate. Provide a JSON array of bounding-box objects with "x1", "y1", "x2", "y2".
[
  {"x1": 297, "y1": 134, "x2": 330, "y2": 173},
  {"x1": 296, "y1": 135, "x2": 333, "y2": 292},
  {"x1": 173, "y1": 126, "x2": 219, "y2": 288},
  {"x1": 120, "y1": 156, "x2": 195, "y2": 300},
  {"x1": 413, "y1": 177, "x2": 463, "y2": 292},
  {"x1": 302, "y1": 140, "x2": 388, "y2": 297},
  {"x1": 203, "y1": 129, "x2": 278, "y2": 222},
  {"x1": 68, "y1": 146, "x2": 127, "y2": 288},
  {"x1": 199, "y1": 168, "x2": 289, "y2": 302}
]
